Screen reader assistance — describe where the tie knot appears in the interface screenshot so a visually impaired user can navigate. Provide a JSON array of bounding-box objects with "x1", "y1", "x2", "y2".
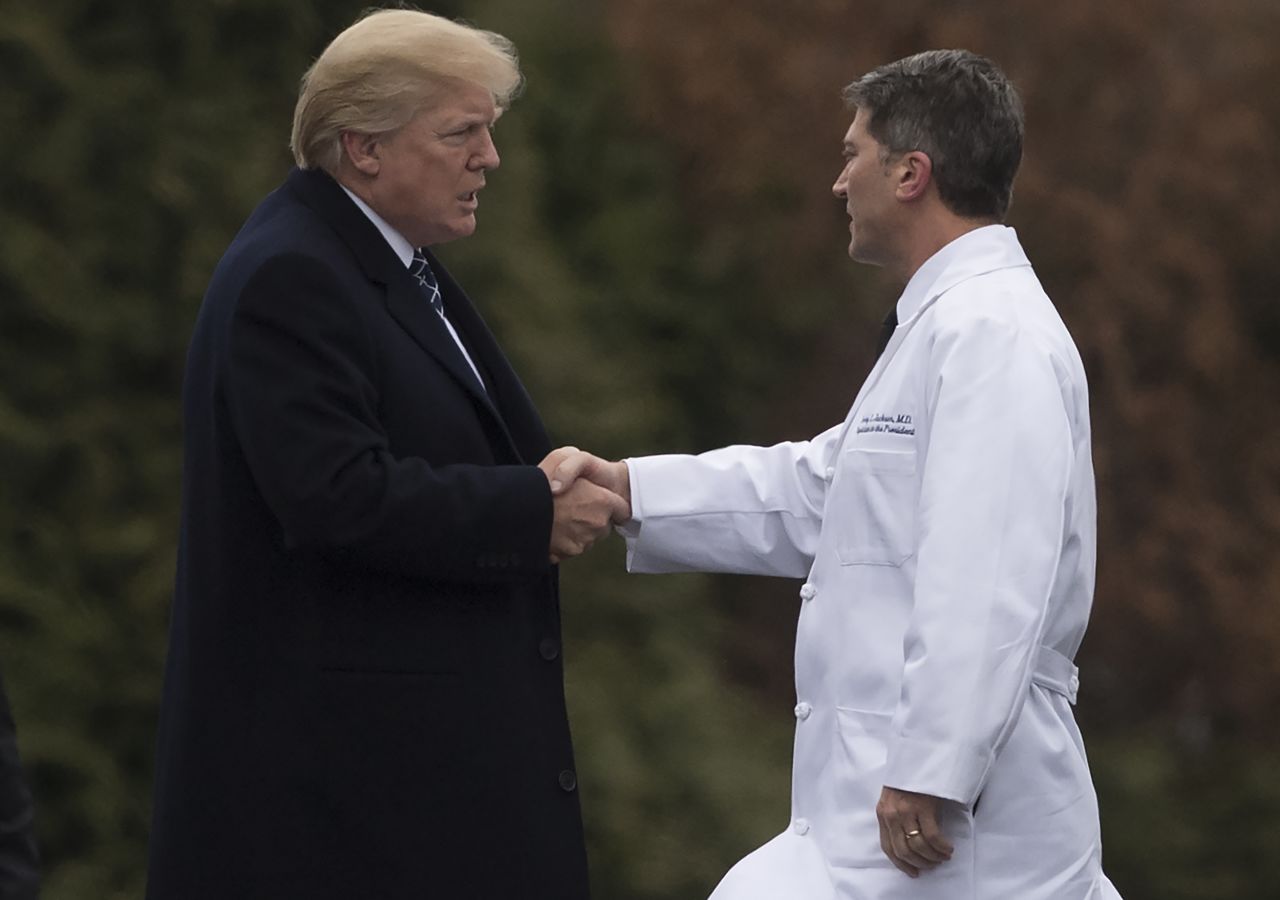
[
  {"x1": 874, "y1": 305, "x2": 898, "y2": 360},
  {"x1": 409, "y1": 249, "x2": 432, "y2": 284}
]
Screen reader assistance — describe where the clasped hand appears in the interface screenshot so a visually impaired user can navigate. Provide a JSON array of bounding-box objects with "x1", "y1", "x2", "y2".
[{"x1": 538, "y1": 447, "x2": 631, "y2": 563}]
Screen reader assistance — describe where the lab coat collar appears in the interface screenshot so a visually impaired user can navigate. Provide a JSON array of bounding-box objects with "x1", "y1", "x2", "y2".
[
  {"x1": 894, "y1": 224, "x2": 1032, "y2": 325},
  {"x1": 838, "y1": 225, "x2": 1032, "y2": 445}
]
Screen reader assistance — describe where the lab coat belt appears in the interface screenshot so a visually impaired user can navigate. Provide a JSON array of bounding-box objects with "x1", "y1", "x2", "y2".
[{"x1": 1031, "y1": 645, "x2": 1080, "y2": 705}]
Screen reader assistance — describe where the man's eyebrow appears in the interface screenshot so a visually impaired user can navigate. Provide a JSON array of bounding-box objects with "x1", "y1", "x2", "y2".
[{"x1": 438, "y1": 114, "x2": 491, "y2": 132}]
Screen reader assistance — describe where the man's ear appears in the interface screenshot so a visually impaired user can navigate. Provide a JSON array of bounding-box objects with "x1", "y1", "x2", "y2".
[
  {"x1": 341, "y1": 131, "x2": 382, "y2": 176},
  {"x1": 896, "y1": 150, "x2": 933, "y2": 203}
]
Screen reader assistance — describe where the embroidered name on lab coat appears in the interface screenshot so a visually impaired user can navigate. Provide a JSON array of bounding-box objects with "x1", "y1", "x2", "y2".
[{"x1": 856, "y1": 413, "x2": 915, "y2": 436}]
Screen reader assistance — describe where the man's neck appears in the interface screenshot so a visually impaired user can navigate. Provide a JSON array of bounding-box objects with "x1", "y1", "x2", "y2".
[
  {"x1": 333, "y1": 163, "x2": 375, "y2": 209},
  {"x1": 891, "y1": 215, "x2": 999, "y2": 285}
]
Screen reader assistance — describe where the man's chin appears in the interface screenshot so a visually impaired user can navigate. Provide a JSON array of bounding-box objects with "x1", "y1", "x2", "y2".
[
  {"x1": 848, "y1": 242, "x2": 884, "y2": 267},
  {"x1": 424, "y1": 217, "x2": 477, "y2": 246},
  {"x1": 453, "y1": 215, "x2": 478, "y2": 239}
]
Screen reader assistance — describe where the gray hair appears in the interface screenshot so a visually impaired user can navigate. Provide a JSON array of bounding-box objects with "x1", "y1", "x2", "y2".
[
  {"x1": 291, "y1": 8, "x2": 523, "y2": 173},
  {"x1": 843, "y1": 49, "x2": 1024, "y2": 221}
]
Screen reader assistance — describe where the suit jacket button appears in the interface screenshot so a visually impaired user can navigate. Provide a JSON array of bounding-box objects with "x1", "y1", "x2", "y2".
[
  {"x1": 558, "y1": 769, "x2": 577, "y2": 792},
  {"x1": 539, "y1": 638, "x2": 560, "y2": 661}
]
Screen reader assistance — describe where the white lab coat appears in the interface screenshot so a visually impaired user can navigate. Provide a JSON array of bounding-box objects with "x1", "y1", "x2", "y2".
[{"x1": 625, "y1": 227, "x2": 1122, "y2": 900}]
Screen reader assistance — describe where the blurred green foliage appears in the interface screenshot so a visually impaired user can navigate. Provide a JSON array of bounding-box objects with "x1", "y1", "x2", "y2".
[{"x1": 0, "y1": 2, "x2": 1275, "y2": 899}]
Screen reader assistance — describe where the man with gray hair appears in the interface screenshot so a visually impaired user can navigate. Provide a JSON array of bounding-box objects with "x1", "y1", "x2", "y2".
[
  {"x1": 146, "y1": 9, "x2": 620, "y2": 898},
  {"x1": 552, "y1": 50, "x2": 1123, "y2": 899}
]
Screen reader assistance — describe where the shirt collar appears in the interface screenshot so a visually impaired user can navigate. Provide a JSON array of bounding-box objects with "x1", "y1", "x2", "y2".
[
  {"x1": 339, "y1": 184, "x2": 416, "y2": 268},
  {"x1": 894, "y1": 224, "x2": 1031, "y2": 324}
]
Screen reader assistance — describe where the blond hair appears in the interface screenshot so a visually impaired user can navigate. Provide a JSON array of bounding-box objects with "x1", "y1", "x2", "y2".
[{"x1": 290, "y1": 8, "x2": 522, "y2": 172}]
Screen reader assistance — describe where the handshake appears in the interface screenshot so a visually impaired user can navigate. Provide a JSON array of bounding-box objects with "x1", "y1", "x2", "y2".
[{"x1": 538, "y1": 447, "x2": 630, "y2": 563}]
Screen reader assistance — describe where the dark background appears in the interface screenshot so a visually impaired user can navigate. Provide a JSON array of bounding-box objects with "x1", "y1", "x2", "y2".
[{"x1": 1, "y1": 1, "x2": 1277, "y2": 897}]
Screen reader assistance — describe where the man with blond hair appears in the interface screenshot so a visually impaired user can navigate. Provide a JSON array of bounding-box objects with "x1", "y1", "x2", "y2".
[{"x1": 146, "y1": 10, "x2": 618, "y2": 898}]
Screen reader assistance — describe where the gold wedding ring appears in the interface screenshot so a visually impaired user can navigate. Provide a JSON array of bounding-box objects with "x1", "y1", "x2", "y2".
[{"x1": 904, "y1": 829, "x2": 922, "y2": 840}]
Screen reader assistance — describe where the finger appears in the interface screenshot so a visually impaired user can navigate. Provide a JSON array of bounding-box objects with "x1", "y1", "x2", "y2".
[
  {"x1": 915, "y1": 805, "x2": 954, "y2": 862},
  {"x1": 550, "y1": 451, "x2": 596, "y2": 494},
  {"x1": 540, "y1": 445, "x2": 579, "y2": 469},
  {"x1": 549, "y1": 535, "x2": 582, "y2": 560},
  {"x1": 888, "y1": 845, "x2": 920, "y2": 878},
  {"x1": 557, "y1": 540, "x2": 585, "y2": 559},
  {"x1": 540, "y1": 446, "x2": 580, "y2": 491},
  {"x1": 898, "y1": 829, "x2": 942, "y2": 869},
  {"x1": 879, "y1": 818, "x2": 919, "y2": 878},
  {"x1": 892, "y1": 858, "x2": 920, "y2": 878},
  {"x1": 890, "y1": 827, "x2": 933, "y2": 872}
]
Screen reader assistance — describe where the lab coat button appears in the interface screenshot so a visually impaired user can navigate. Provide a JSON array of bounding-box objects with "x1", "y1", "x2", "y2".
[
  {"x1": 1069, "y1": 674, "x2": 1080, "y2": 691},
  {"x1": 794, "y1": 702, "x2": 812, "y2": 720},
  {"x1": 824, "y1": 466, "x2": 835, "y2": 481},
  {"x1": 799, "y1": 584, "x2": 816, "y2": 602},
  {"x1": 793, "y1": 818, "x2": 810, "y2": 835},
  {"x1": 558, "y1": 769, "x2": 577, "y2": 792}
]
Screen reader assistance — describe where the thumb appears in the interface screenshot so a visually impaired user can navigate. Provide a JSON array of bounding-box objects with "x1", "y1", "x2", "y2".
[
  {"x1": 551, "y1": 451, "x2": 599, "y2": 494},
  {"x1": 605, "y1": 488, "x2": 631, "y2": 523},
  {"x1": 539, "y1": 446, "x2": 579, "y2": 491}
]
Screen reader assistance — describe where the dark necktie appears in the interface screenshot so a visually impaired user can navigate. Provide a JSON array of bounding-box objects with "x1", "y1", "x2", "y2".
[
  {"x1": 408, "y1": 249, "x2": 489, "y2": 396},
  {"x1": 409, "y1": 250, "x2": 444, "y2": 316},
  {"x1": 874, "y1": 305, "x2": 898, "y2": 360}
]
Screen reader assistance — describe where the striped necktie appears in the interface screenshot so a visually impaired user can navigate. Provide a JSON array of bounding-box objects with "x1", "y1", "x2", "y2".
[{"x1": 409, "y1": 250, "x2": 444, "y2": 316}]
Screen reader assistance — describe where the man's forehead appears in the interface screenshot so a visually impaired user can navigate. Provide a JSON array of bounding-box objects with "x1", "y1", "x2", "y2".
[
  {"x1": 429, "y1": 81, "x2": 498, "y2": 119},
  {"x1": 843, "y1": 107, "x2": 875, "y2": 144}
]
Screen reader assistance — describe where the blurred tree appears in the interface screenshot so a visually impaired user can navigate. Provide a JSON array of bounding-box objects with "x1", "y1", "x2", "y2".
[{"x1": 2, "y1": 0, "x2": 1277, "y2": 898}]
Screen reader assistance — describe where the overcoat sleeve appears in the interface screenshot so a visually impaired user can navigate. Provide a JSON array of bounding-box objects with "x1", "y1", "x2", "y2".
[
  {"x1": 224, "y1": 253, "x2": 553, "y2": 582},
  {"x1": 884, "y1": 313, "x2": 1074, "y2": 804},
  {"x1": 623, "y1": 425, "x2": 843, "y2": 577}
]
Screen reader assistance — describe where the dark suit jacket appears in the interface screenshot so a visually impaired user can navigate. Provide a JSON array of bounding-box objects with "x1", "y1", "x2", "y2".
[
  {"x1": 146, "y1": 167, "x2": 589, "y2": 900},
  {"x1": 0, "y1": 667, "x2": 39, "y2": 900}
]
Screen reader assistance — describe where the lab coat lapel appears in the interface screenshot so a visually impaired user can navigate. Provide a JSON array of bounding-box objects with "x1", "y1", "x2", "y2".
[
  {"x1": 837, "y1": 294, "x2": 943, "y2": 445},
  {"x1": 840, "y1": 227, "x2": 1032, "y2": 439}
]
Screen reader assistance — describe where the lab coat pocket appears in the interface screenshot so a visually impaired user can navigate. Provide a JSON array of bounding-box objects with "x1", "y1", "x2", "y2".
[
  {"x1": 834, "y1": 448, "x2": 917, "y2": 566},
  {"x1": 828, "y1": 706, "x2": 893, "y2": 868}
]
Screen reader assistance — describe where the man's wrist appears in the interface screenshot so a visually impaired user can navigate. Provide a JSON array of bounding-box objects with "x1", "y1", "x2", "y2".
[{"x1": 616, "y1": 461, "x2": 632, "y2": 507}]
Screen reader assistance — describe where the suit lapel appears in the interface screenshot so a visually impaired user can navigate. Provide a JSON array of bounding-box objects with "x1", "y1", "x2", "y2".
[
  {"x1": 285, "y1": 167, "x2": 539, "y2": 462},
  {"x1": 428, "y1": 251, "x2": 552, "y2": 464}
]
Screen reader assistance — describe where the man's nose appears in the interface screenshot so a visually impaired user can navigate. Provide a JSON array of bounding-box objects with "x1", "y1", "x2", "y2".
[{"x1": 473, "y1": 130, "x2": 500, "y2": 170}]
